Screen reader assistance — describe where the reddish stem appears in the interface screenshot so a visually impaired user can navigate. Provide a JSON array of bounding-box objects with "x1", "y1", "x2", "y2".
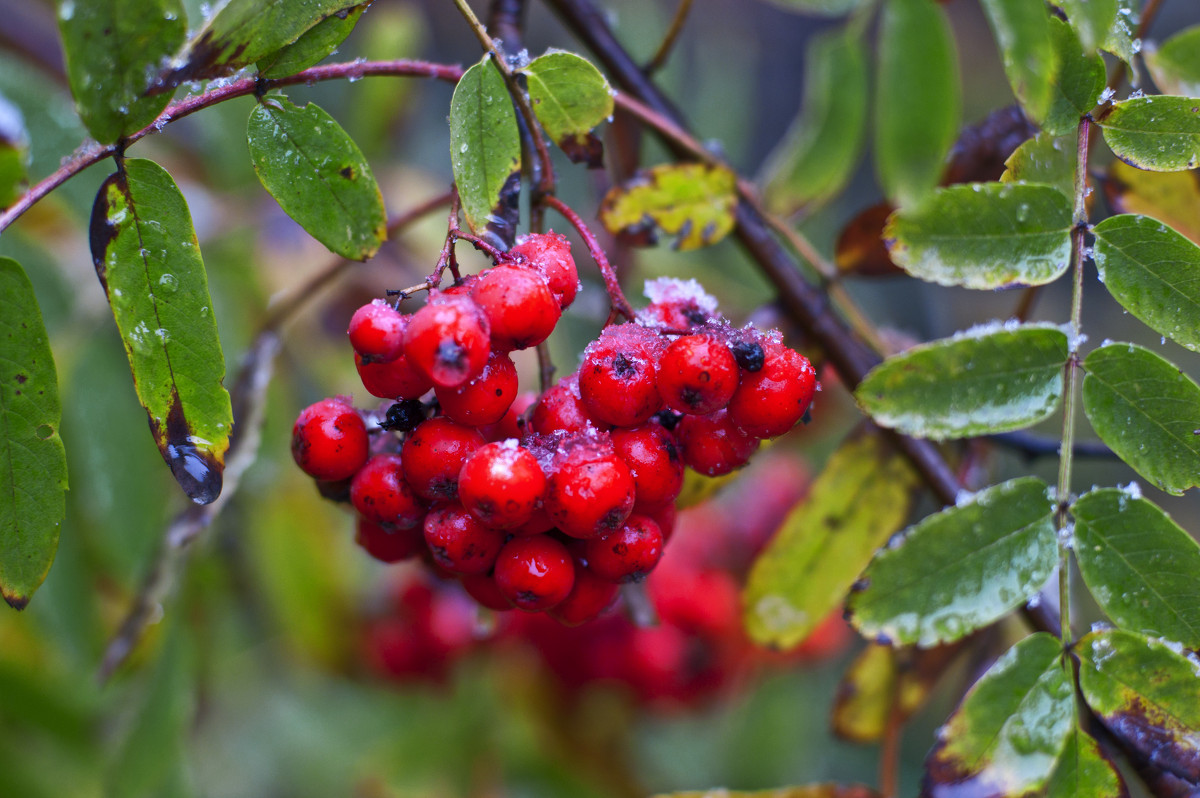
[{"x1": 540, "y1": 194, "x2": 636, "y2": 321}]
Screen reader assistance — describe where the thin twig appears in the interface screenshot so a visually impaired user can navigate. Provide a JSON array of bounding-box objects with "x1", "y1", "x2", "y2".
[
  {"x1": 540, "y1": 193, "x2": 636, "y2": 321},
  {"x1": 644, "y1": 0, "x2": 694, "y2": 75}
]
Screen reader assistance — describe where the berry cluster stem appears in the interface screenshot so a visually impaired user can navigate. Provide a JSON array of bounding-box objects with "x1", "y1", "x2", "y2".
[{"x1": 541, "y1": 194, "x2": 636, "y2": 322}]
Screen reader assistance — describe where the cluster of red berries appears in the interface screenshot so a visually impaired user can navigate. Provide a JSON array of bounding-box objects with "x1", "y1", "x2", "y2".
[{"x1": 290, "y1": 232, "x2": 818, "y2": 623}]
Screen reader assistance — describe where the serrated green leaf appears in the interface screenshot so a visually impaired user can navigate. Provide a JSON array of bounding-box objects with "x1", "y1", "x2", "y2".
[
  {"x1": 1146, "y1": 26, "x2": 1200, "y2": 97},
  {"x1": 763, "y1": 26, "x2": 867, "y2": 213},
  {"x1": 256, "y1": 3, "x2": 367, "y2": 79},
  {"x1": 1057, "y1": 0, "x2": 1118, "y2": 53},
  {"x1": 1099, "y1": 96, "x2": 1200, "y2": 172},
  {"x1": 600, "y1": 162, "x2": 737, "y2": 251},
  {"x1": 980, "y1": 0, "x2": 1058, "y2": 123},
  {"x1": 884, "y1": 183, "x2": 1073, "y2": 288},
  {"x1": 874, "y1": 0, "x2": 960, "y2": 209},
  {"x1": 653, "y1": 785, "x2": 881, "y2": 798},
  {"x1": 1076, "y1": 629, "x2": 1200, "y2": 784},
  {"x1": 1100, "y1": 0, "x2": 1139, "y2": 68},
  {"x1": 164, "y1": 0, "x2": 362, "y2": 86},
  {"x1": 1104, "y1": 161, "x2": 1200, "y2": 246},
  {"x1": 1045, "y1": 728, "x2": 1129, "y2": 798},
  {"x1": 519, "y1": 50, "x2": 613, "y2": 167},
  {"x1": 0, "y1": 93, "x2": 28, "y2": 208},
  {"x1": 1073, "y1": 488, "x2": 1200, "y2": 648},
  {"x1": 856, "y1": 324, "x2": 1068, "y2": 440},
  {"x1": 88, "y1": 158, "x2": 232, "y2": 505},
  {"x1": 1093, "y1": 214, "x2": 1200, "y2": 353},
  {"x1": 848, "y1": 477, "x2": 1057, "y2": 647},
  {"x1": 56, "y1": 0, "x2": 185, "y2": 144},
  {"x1": 925, "y1": 633, "x2": 1073, "y2": 798},
  {"x1": 1081, "y1": 343, "x2": 1200, "y2": 495},
  {"x1": 756, "y1": 0, "x2": 866, "y2": 16},
  {"x1": 247, "y1": 95, "x2": 386, "y2": 260},
  {"x1": 0, "y1": 257, "x2": 66, "y2": 609},
  {"x1": 1041, "y1": 17, "x2": 1106, "y2": 137},
  {"x1": 449, "y1": 56, "x2": 522, "y2": 239},
  {"x1": 1001, "y1": 133, "x2": 1077, "y2": 200},
  {"x1": 744, "y1": 435, "x2": 919, "y2": 649}
]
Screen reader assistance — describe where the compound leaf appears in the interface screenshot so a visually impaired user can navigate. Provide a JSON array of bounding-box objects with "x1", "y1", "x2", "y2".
[
  {"x1": 1100, "y1": 0, "x2": 1139, "y2": 68},
  {"x1": 449, "y1": 56, "x2": 521, "y2": 240},
  {"x1": 519, "y1": 50, "x2": 613, "y2": 167},
  {"x1": 1057, "y1": 0, "x2": 1118, "y2": 53},
  {"x1": 884, "y1": 183, "x2": 1073, "y2": 289},
  {"x1": 979, "y1": 0, "x2": 1058, "y2": 124},
  {"x1": 1081, "y1": 343, "x2": 1200, "y2": 495},
  {"x1": 744, "y1": 435, "x2": 919, "y2": 649},
  {"x1": 56, "y1": 0, "x2": 186, "y2": 144},
  {"x1": 88, "y1": 158, "x2": 232, "y2": 505},
  {"x1": 925, "y1": 633, "x2": 1074, "y2": 798},
  {"x1": 1073, "y1": 488, "x2": 1200, "y2": 648},
  {"x1": 0, "y1": 257, "x2": 66, "y2": 609},
  {"x1": 1041, "y1": 17, "x2": 1106, "y2": 137},
  {"x1": 1001, "y1": 133, "x2": 1077, "y2": 200},
  {"x1": 848, "y1": 477, "x2": 1057, "y2": 647},
  {"x1": 855, "y1": 324, "x2": 1068, "y2": 440},
  {"x1": 1093, "y1": 214, "x2": 1200, "y2": 352},
  {"x1": 601, "y1": 163, "x2": 737, "y2": 251},
  {"x1": 256, "y1": 3, "x2": 368, "y2": 78},
  {"x1": 1099, "y1": 96, "x2": 1200, "y2": 172},
  {"x1": 1146, "y1": 26, "x2": 1200, "y2": 98},
  {"x1": 1045, "y1": 728, "x2": 1129, "y2": 798},
  {"x1": 248, "y1": 95, "x2": 386, "y2": 260}
]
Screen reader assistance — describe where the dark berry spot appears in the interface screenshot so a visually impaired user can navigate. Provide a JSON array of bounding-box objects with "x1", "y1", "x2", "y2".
[
  {"x1": 612, "y1": 353, "x2": 637, "y2": 378},
  {"x1": 613, "y1": 542, "x2": 628, "y2": 556},
  {"x1": 15, "y1": 374, "x2": 26, "y2": 384},
  {"x1": 653, "y1": 409, "x2": 683, "y2": 430},
  {"x1": 680, "y1": 387, "x2": 704, "y2": 408},
  {"x1": 732, "y1": 340, "x2": 765, "y2": 372},
  {"x1": 379, "y1": 399, "x2": 425, "y2": 432},
  {"x1": 683, "y1": 305, "x2": 708, "y2": 325},
  {"x1": 436, "y1": 339, "x2": 467, "y2": 368},
  {"x1": 600, "y1": 508, "x2": 624, "y2": 530}
]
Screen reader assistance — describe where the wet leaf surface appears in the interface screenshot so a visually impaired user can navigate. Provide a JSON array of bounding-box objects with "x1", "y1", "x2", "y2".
[
  {"x1": 1099, "y1": 97, "x2": 1200, "y2": 173},
  {"x1": 1001, "y1": 134, "x2": 1077, "y2": 200},
  {"x1": 1056, "y1": 0, "x2": 1118, "y2": 53},
  {"x1": 848, "y1": 477, "x2": 1057, "y2": 647},
  {"x1": 0, "y1": 257, "x2": 66, "y2": 609},
  {"x1": 979, "y1": 0, "x2": 1057, "y2": 124},
  {"x1": 1045, "y1": 727, "x2": 1129, "y2": 798},
  {"x1": 256, "y1": 3, "x2": 368, "y2": 78},
  {"x1": 519, "y1": 50, "x2": 613, "y2": 167},
  {"x1": 88, "y1": 158, "x2": 233, "y2": 505},
  {"x1": 1144, "y1": 26, "x2": 1200, "y2": 97},
  {"x1": 1041, "y1": 17, "x2": 1106, "y2": 137},
  {"x1": 600, "y1": 163, "x2": 737, "y2": 251},
  {"x1": 855, "y1": 324, "x2": 1069, "y2": 440},
  {"x1": 1081, "y1": 343, "x2": 1200, "y2": 495}
]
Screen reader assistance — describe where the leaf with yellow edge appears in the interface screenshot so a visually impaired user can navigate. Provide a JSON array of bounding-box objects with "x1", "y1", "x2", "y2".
[
  {"x1": 600, "y1": 163, "x2": 737, "y2": 251},
  {"x1": 652, "y1": 785, "x2": 881, "y2": 798}
]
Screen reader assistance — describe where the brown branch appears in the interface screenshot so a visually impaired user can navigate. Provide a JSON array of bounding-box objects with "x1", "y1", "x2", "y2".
[{"x1": 644, "y1": 0, "x2": 695, "y2": 75}]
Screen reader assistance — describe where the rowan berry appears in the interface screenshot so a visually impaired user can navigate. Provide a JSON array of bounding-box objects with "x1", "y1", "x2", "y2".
[
  {"x1": 291, "y1": 398, "x2": 369, "y2": 481},
  {"x1": 460, "y1": 572, "x2": 514, "y2": 611},
  {"x1": 675, "y1": 409, "x2": 760, "y2": 476},
  {"x1": 544, "y1": 436, "x2": 636, "y2": 539},
  {"x1": 726, "y1": 341, "x2": 817, "y2": 438},
  {"x1": 355, "y1": 518, "x2": 425, "y2": 563},
  {"x1": 548, "y1": 564, "x2": 620, "y2": 626},
  {"x1": 402, "y1": 293, "x2": 491, "y2": 389},
  {"x1": 458, "y1": 441, "x2": 546, "y2": 530},
  {"x1": 493, "y1": 536, "x2": 576, "y2": 611},
  {"x1": 656, "y1": 333, "x2": 739, "y2": 415},
  {"x1": 355, "y1": 352, "x2": 433, "y2": 400},
  {"x1": 531, "y1": 374, "x2": 607, "y2": 434},
  {"x1": 471, "y1": 265, "x2": 561, "y2": 351},
  {"x1": 350, "y1": 453, "x2": 426, "y2": 528},
  {"x1": 423, "y1": 504, "x2": 506, "y2": 575},
  {"x1": 637, "y1": 277, "x2": 719, "y2": 330},
  {"x1": 479, "y1": 391, "x2": 535, "y2": 442},
  {"x1": 434, "y1": 351, "x2": 518, "y2": 427},
  {"x1": 510, "y1": 231, "x2": 579, "y2": 310},
  {"x1": 610, "y1": 424, "x2": 684, "y2": 511},
  {"x1": 348, "y1": 299, "x2": 406, "y2": 362},
  {"x1": 584, "y1": 515, "x2": 664, "y2": 583},
  {"x1": 400, "y1": 417, "x2": 485, "y2": 501},
  {"x1": 578, "y1": 326, "x2": 663, "y2": 428}
]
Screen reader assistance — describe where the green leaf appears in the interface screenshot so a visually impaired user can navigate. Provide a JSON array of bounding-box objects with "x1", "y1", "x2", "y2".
[
  {"x1": 756, "y1": 0, "x2": 866, "y2": 16},
  {"x1": 1099, "y1": 96, "x2": 1200, "y2": 172},
  {"x1": 1146, "y1": 26, "x2": 1200, "y2": 97},
  {"x1": 1081, "y1": 343, "x2": 1200, "y2": 495},
  {"x1": 165, "y1": 0, "x2": 362, "y2": 86},
  {"x1": 1073, "y1": 487, "x2": 1200, "y2": 648},
  {"x1": 56, "y1": 0, "x2": 186, "y2": 144},
  {"x1": 1045, "y1": 728, "x2": 1128, "y2": 798},
  {"x1": 600, "y1": 162, "x2": 738, "y2": 251},
  {"x1": 1001, "y1": 133, "x2": 1077, "y2": 200},
  {"x1": 847, "y1": 477, "x2": 1058, "y2": 647},
  {"x1": 1041, "y1": 17, "x2": 1106, "y2": 137},
  {"x1": 449, "y1": 56, "x2": 522, "y2": 239},
  {"x1": 256, "y1": 3, "x2": 368, "y2": 79},
  {"x1": 0, "y1": 257, "x2": 66, "y2": 609},
  {"x1": 1100, "y1": 0, "x2": 1139, "y2": 68},
  {"x1": 88, "y1": 158, "x2": 233, "y2": 505},
  {"x1": 0, "y1": 93, "x2": 28, "y2": 208},
  {"x1": 653, "y1": 786, "x2": 880, "y2": 798},
  {"x1": 1057, "y1": 0, "x2": 1118, "y2": 53},
  {"x1": 247, "y1": 95, "x2": 386, "y2": 260},
  {"x1": 519, "y1": 50, "x2": 613, "y2": 167},
  {"x1": 743, "y1": 435, "x2": 919, "y2": 649},
  {"x1": 926, "y1": 633, "x2": 1074, "y2": 798},
  {"x1": 874, "y1": 0, "x2": 960, "y2": 208},
  {"x1": 763, "y1": 25, "x2": 867, "y2": 213},
  {"x1": 1076, "y1": 629, "x2": 1200, "y2": 784},
  {"x1": 856, "y1": 324, "x2": 1069, "y2": 440},
  {"x1": 1093, "y1": 214, "x2": 1200, "y2": 353},
  {"x1": 979, "y1": 0, "x2": 1058, "y2": 123},
  {"x1": 884, "y1": 183, "x2": 1073, "y2": 288}
]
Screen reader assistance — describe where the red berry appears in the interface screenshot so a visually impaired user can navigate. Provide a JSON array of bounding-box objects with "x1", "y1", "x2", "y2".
[
  {"x1": 656, "y1": 333, "x2": 739, "y2": 415},
  {"x1": 350, "y1": 453, "x2": 426, "y2": 528},
  {"x1": 291, "y1": 398, "x2": 369, "y2": 481},
  {"x1": 494, "y1": 536, "x2": 576, "y2": 611},
  {"x1": 584, "y1": 515, "x2": 664, "y2": 583},
  {"x1": 400, "y1": 417, "x2": 486, "y2": 501},
  {"x1": 676, "y1": 409, "x2": 759, "y2": 476},
  {"x1": 355, "y1": 518, "x2": 425, "y2": 563},
  {"x1": 471, "y1": 265, "x2": 561, "y2": 351},
  {"x1": 480, "y1": 390, "x2": 536, "y2": 442},
  {"x1": 513, "y1": 506, "x2": 556, "y2": 537},
  {"x1": 610, "y1": 424, "x2": 684, "y2": 511},
  {"x1": 531, "y1": 373, "x2": 608, "y2": 434},
  {"x1": 348, "y1": 300, "x2": 406, "y2": 362},
  {"x1": 548, "y1": 564, "x2": 620, "y2": 626},
  {"x1": 637, "y1": 277, "x2": 719, "y2": 330},
  {"x1": 355, "y1": 352, "x2": 433, "y2": 400},
  {"x1": 578, "y1": 325, "x2": 663, "y2": 428},
  {"x1": 458, "y1": 441, "x2": 546, "y2": 530},
  {"x1": 423, "y1": 504, "x2": 506, "y2": 575},
  {"x1": 434, "y1": 351, "x2": 518, "y2": 427},
  {"x1": 460, "y1": 572, "x2": 514, "y2": 611},
  {"x1": 510, "y1": 231, "x2": 579, "y2": 310},
  {"x1": 544, "y1": 436, "x2": 636, "y2": 539},
  {"x1": 727, "y1": 341, "x2": 817, "y2": 438},
  {"x1": 403, "y1": 293, "x2": 491, "y2": 389}
]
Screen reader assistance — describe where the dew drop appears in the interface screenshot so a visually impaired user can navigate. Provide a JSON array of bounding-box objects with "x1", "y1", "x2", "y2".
[{"x1": 158, "y1": 273, "x2": 179, "y2": 293}]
